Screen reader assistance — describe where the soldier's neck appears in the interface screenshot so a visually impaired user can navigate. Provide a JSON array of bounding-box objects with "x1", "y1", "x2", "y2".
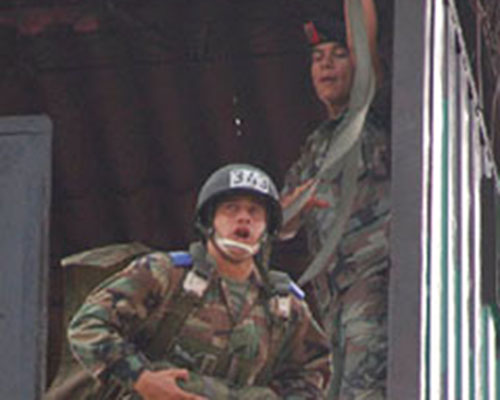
[
  {"x1": 207, "y1": 242, "x2": 254, "y2": 282},
  {"x1": 217, "y1": 258, "x2": 254, "y2": 282},
  {"x1": 325, "y1": 102, "x2": 348, "y2": 120}
]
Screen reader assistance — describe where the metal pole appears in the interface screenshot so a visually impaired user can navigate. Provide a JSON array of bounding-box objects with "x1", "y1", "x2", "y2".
[{"x1": 388, "y1": 0, "x2": 429, "y2": 398}]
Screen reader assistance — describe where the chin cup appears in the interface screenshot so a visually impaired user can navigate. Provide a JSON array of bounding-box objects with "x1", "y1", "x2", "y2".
[{"x1": 214, "y1": 236, "x2": 260, "y2": 259}]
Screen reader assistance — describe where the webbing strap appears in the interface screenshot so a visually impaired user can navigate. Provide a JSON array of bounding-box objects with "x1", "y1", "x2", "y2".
[
  {"x1": 256, "y1": 303, "x2": 294, "y2": 386},
  {"x1": 298, "y1": 143, "x2": 360, "y2": 285},
  {"x1": 143, "y1": 266, "x2": 193, "y2": 361},
  {"x1": 284, "y1": 0, "x2": 376, "y2": 286},
  {"x1": 145, "y1": 243, "x2": 215, "y2": 360}
]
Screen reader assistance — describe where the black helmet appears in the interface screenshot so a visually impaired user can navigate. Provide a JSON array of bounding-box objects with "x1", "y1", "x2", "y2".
[{"x1": 195, "y1": 163, "x2": 282, "y2": 235}]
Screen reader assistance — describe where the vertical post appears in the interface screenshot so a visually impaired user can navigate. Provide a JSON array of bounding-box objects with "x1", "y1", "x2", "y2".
[
  {"x1": 427, "y1": 1, "x2": 447, "y2": 398},
  {"x1": 0, "y1": 115, "x2": 52, "y2": 399},
  {"x1": 445, "y1": 6, "x2": 459, "y2": 400},
  {"x1": 457, "y1": 30, "x2": 473, "y2": 400},
  {"x1": 388, "y1": 0, "x2": 429, "y2": 398}
]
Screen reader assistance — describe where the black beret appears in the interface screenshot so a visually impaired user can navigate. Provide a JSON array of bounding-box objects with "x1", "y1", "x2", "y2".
[{"x1": 303, "y1": 15, "x2": 347, "y2": 47}]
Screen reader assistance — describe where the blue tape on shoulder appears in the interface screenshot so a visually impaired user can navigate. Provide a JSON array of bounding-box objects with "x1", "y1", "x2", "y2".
[
  {"x1": 168, "y1": 251, "x2": 193, "y2": 267},
  {"x1": 289, "y1": 281, "x2": 305, "y2": 300}
]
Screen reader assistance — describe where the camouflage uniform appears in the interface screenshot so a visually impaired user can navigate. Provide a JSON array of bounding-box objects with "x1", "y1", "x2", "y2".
[
  {"x1": 68, "y1": 246, "x2": 332, "y2": 399},
  {"x1": 283, "y1": 112, "x2": 390, "y2": 400}
]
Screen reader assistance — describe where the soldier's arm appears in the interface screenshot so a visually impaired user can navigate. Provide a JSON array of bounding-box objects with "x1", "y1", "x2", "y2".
[
  {"x1": 280, "y1": 179, "x2": 329, "y2": 240},
  {"x1": 268, "y1": 299, "x2": 332, "y2": 399},
  {"x1": 280, "y1": 132, "x2": 323, "y2": 240},
  {"x1": 67, "y1": 253, "x2": 173, "y2": 392}
]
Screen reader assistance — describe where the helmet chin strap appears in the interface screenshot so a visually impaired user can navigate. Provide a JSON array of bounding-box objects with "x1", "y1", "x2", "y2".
[
  {"x1": 212, "y1": 231, "x2": 263, "y2": 261},
  {"x1": 215, "y1": 236, "x2": 260, "y2": 256}
]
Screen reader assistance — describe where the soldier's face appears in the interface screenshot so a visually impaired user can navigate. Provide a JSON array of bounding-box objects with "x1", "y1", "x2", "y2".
[
  {"x1": 212, "y1": 194, "x2": 267, "y2": 259},
  {"x1": 310, "y1": 41, "x2": 354, "y2": 109}
]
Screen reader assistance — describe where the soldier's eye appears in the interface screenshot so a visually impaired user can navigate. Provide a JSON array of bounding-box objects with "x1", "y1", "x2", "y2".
[
  {"x1": 333, "y1": 49, "x2": 349, "y2": 58},
  {"x1": 249, "y1": 206, "x2": 265, "y2": 219},
  {"x1": 224, "y1": 203, "x2": 238, "y2": 212},
  {"x1": 312, "y1": 51, "x2": 323, "y2": 63}
]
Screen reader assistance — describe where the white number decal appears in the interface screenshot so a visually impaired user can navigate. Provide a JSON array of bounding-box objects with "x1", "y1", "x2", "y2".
[{"x1": 230, "y1": 169, "x2": 270, "y2": 193}]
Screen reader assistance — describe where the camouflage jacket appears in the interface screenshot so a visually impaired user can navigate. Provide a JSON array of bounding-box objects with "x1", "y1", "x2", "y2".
[
  {"x1": 283, "y1": 112, "x2": 391, "y2": 310},
  {"x1": 68, "y1": 248, "x2": 332, "y2": 399}
]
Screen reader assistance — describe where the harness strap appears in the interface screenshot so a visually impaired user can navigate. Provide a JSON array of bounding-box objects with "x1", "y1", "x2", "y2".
[
  {"x1": 255, "y1": 271, "x2": 301, "y2": 385},
  {"x1": 299, "y1": 142, "x2": 361, "y2": 286},
  {"x1": 145, "y1": 242, "x2": 216, "y2": 361},
  {"x1": 283, "y1": 0, "x2": 376, "y2": 286},
  {"x1": 143, "y1": 266, "x2": 193, "y2": 361}
]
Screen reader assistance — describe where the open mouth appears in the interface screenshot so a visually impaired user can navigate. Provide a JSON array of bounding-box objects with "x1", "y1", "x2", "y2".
[
  {"x1": 320, "y1": 76, "x2": 337, "y2": 84},
  {"x1": 234, "y1": 227, "x2": 250, "y2": 240}
]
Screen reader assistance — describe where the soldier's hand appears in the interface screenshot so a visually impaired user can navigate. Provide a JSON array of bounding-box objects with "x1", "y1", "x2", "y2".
[
  {"x1": 133, "y1": 369, "x2": 207, "y2": 400},
  {"x1": 280, "y1": 179, "x2": 329, "y2": 239}
]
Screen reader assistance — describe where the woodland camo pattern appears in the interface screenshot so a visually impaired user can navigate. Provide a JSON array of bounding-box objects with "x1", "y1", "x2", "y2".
[
  {"x1": 68, "y1": 249, "x2": 332, "y2": 399},
  {"x1": 283, "y1": 112, "x2": 390, "y2": 399}
]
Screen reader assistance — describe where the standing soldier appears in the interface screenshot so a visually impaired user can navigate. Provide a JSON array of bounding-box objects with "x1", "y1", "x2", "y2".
[
  {"x1": 281, "y1": 0, "x2": 390, "y2": 399},
  {"x1": 67, "y1": 163, "x2": 332, "y2": 399}
]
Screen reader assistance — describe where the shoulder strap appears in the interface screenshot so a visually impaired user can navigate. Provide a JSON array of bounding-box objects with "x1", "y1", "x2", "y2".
[
  {"x1": 143, "y1": 255, "x2": 190, "y2": 361},
  {"x1": 256, "y1": 270, "x2": 303, "y2": 385},
  {"x1": 145, "y1": 243, "x2": 216, "y2": 361}
]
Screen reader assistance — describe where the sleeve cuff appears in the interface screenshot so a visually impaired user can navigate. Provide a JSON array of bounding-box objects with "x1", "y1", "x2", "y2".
[{"x1": 105, "y1": 352, "x2": 152, "y2": 390}]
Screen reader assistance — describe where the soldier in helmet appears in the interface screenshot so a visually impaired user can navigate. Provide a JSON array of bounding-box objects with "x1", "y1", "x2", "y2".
[
  {"x1": 67, "y1": 163, "x2": 332, "y2": 399},
  {"x1": 280, "y1": 1, "x2": 390, "y2": 399}
]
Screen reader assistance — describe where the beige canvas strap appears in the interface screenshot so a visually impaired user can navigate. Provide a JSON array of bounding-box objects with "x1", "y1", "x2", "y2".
[{"x1": 282, "y1": 0, "x2": 376, "y2": 286}]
